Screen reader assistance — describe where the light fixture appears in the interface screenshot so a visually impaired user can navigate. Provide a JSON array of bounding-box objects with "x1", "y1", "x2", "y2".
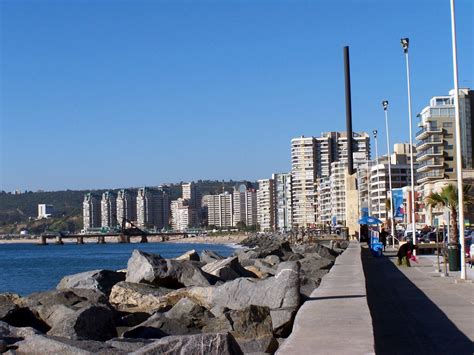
[
  {"x1": 401, "y1": 38, "x2": 409, "y2": 53},
  {"x1": 382, "y1": 100, "x2": 389, "y2": 111}
]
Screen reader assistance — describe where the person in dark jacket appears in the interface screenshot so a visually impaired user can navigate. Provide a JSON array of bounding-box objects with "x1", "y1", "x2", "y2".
[
  {"x1": 397, "y1": 241, "x2": 417, "y2": 267},
  {"x1": 379, "y1": 228, "x2": 389, "y2": 251}
]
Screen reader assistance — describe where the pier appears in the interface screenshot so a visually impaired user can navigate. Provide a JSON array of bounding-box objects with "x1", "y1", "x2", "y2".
[{"x1": 37, "y1": 232, "x2": 188, "y2": 245}]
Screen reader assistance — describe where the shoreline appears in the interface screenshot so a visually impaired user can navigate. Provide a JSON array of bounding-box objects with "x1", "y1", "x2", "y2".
[{"x1": 0, "y1": 234, "x2": 248, "y2": 246}]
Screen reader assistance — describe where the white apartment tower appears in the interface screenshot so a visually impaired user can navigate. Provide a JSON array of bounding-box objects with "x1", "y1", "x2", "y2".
[
  {"x1": 37, "y1": 204, "x2": 53, "y2": 219},
  {"x1": 101, "y1": 191, "x2": 117, "y2": 228},
  {"x1": 273, "y1": 173, "x2": 293, "y2": 231},
  {"x1": 291, "y1": 136, "x2": 317, "y2": 227},
  {"x1": 136, "y1": 187, "x2": 170, "y2": 229},
  {"x1": 205, "y1": 192, "x2": 233, "y2": 228},
  {"x1": 171, "y1": 198, "x2": 198, "y2": 232},
  {"x1": 83, "y1": 193, "x2": 100, "y2": 231},
  {"x1": 257, "y1": 179, "x2": 275, "y2": 232},
  {"x1": 116, "y1": 189, "x2": 136, "y2": 224},
  {"x1": 233, "y1": 183, "x2": 258, "y2": 228}
]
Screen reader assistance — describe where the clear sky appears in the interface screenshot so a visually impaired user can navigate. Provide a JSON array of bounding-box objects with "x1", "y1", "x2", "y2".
[{"x1": 1, "y1": 0, "x2": 472, "y2": 192}]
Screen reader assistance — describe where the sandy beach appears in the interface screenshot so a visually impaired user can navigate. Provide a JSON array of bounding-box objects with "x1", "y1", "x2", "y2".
[{"x1": 0, "y1": 234, "x2": 248, "y2": 245}]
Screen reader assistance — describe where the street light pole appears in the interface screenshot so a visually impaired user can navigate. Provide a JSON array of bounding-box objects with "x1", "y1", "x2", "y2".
[
  {"x1": 383, "y1": 101, "x2": 396, "y2": 247},
  {"x1": 401, "y1": 38, "x2": 417, "y2": 249},
  {"x1": 373, "y1": 130, "x2": 380, "y2": 220},
  {"x1": 450, "y1": 0, "x2": 466, "y2": 280}
]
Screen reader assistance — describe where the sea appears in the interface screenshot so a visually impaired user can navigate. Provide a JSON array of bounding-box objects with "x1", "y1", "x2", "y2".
[{"x1": 0, "y1": 242, "x2": 237, "y2": 296}]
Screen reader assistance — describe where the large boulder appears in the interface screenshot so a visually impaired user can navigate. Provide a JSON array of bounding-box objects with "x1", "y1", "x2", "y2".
[
  {"x1": 46, "y1": 303, "x2": 117, "y2": 340},
  {"x1": 123, "y1": 298, "x2": 214, "y2": 339},
  {"x1": 126, "y1": 250, "x2": 215, "y2": 288},
  {"x1": 158, "y1": 261, "x2": 301, "y2": 336},
  {"x1": 132, "y1": 332, "x2": 243, "y2": 355},
  {"x1": 176, "y1": 250, "x2": 200, "y2": 262},
  {"x1": 20, "y1": 289, "x2": 116, "y2": 341},
  {"x1": 0, "y1": 293, "x2": 49, "y2": 332},
  {"x1": 109, "y1": 281, "x2": 174, "y2": 313},
  {"x1": 298, "y1": 255, "x2": 333, "y2": 299},
  {"x1": 202, "y1": 256, "x2": 256, "y2": 281},
  {"x1": 200, "y1": 250, "x2": 224, "y2": 264},
  {"x1": 57, "y1": 269, "x2": 125, "y2": 296}
]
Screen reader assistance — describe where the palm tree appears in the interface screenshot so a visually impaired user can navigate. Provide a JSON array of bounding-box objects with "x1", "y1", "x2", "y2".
[{"x1": 425, "y1": 184, "x2": 473, "y2": 244}]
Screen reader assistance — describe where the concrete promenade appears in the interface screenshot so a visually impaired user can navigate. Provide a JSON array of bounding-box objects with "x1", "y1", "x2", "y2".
[
  {"x1": 277, "y1": 241, "x2": 374, "y2": 355},
  {"x1": 363, "y1": 248, "x2": 473, "y2": 354}
]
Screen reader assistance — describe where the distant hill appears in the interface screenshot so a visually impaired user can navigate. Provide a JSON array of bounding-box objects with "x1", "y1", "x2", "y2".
[{"x1": 0, "y1": 180, "x2": 254, "y2": 231}]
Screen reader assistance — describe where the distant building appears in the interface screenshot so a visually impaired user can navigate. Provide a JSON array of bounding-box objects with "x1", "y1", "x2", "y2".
[
  {"x1": 83, "y1": 193, "x2": 101, "y2": 231},
  {"x1": 273, "y1": 173, "x2": 293, "y2": 231},
  {"x1": 101, "y1": 191, "x2": 117, "y2": 228},
  {"x1": 205, "y1": 192, "x2": 233, "y2": 228},
  {"x1": 116, "y1": 189, "x2": 136, "y2": 224},
  {"x1": 181, "y1": 182, "x2": 201, "y2": 227},
  {"x1": 171, "y1": 198, "x2": 198, "y2": 231},
  {"x1": 257, "y1": 179, "x2": 275, "y2": 231},
  {"x1": 233, "y1": 183, "x2": 257, "y2": 228},
  {"x1": 37, "y1": 204, "x2": 53, "y2": 219},
  {"x1": 136, "y1": 187, "x2": 170, "y2": 229}
]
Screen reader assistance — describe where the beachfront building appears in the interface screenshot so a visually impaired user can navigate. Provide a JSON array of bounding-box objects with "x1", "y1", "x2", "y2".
[
  {"x1": 136, "y1": 187, "x2": 170, "y2": 230},
  {"x1": 100, "y1": 191, "x2": 117, "y2": 228},
  {"x1": 171, "y1": 198, "x2": 198, "y2": 232},
  {"x1": 205, "y1": 192, "x2": 233, "y2": 228},
  {"x1": 83, "y1": 193, "x2": 101, "y2": 231},
  {"x1": 273, "y1": 173, "x2": 293, "y2": 231},
  {"x1": 233, "y1": 183, "x2": 258, "y2": 228},
  {"x1": 116, "y1": 189, "x2": 136, "y2": 224},
  {"x1": 257, "y1": 179, "x2": 275, "y2": 232}
]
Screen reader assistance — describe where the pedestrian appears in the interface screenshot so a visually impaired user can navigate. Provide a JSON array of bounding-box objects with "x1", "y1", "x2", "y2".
[
  {"x1": 379, "y1": 228, "x2": 388, "y2": 251},
  {"x1": 397, "y1": 241, "x2": 417, "y2": 267}
]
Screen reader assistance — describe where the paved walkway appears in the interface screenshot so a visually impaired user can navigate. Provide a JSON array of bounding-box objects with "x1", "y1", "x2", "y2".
[
  {"x1": 362, "y1": 247, "x2": 474, "y2": 354},
  {"x1": 277, "y1": 241, "x2": 374, "y2": 355}
]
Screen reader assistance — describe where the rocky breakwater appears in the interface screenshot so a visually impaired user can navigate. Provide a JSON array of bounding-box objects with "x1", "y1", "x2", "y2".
[{"x1": 0, "y1": 236, "x2": 349, "y2": 354}]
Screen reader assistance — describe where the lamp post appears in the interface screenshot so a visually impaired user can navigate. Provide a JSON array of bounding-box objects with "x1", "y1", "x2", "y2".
[
  {"x1": 373, "y1": 130, "x2": 380, "y2": 219},
  {"x1": 450, "y1": 0, "x2": 466, "y2": 279},
  {"x1": 401, "y1": 37, "x2": 417, "y2": 249},
  {"x1": 383, "y1": 100, "x2": 396, "y2": 248}
]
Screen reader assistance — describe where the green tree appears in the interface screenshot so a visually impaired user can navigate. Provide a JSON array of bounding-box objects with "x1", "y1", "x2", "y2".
[{"x1": 425, "y1": 184, "x2": 473, "y2": 244}]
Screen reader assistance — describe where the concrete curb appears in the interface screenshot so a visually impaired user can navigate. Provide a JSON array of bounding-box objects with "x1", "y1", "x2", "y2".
[{"x1": 277, "y1": 241, "x2": 374, "y2": 355}]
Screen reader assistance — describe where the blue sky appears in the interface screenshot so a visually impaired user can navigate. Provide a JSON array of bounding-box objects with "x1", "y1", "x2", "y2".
[{"x1": 1, "y1": 0, "x2": 472, "y2": 191}]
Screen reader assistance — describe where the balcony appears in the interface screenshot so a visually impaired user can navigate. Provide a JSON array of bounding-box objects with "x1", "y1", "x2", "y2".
[
  {"x1": 417, "y1": 159, "x2": 444, "y2": 172},
  {"x1": 417, "y1": 169, "x2": 444, "y2": 183},
  {"x1": 416, "y1": 126, "x2": 443, "y2": 140},
  {"x1": 416, "y1": 137, "x2": 443, "y2": 150},
  {"x1": 416, "y1": 147, "x2": 443, "y2": 161}
]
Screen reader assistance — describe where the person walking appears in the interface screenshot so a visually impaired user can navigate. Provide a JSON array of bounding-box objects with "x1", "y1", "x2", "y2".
[
  {"x1": 397, "y1": 241, "x2": 417, "y2": 267},
  {"x1": 380, "y1": 228, "x2": 388, "y2": 252}
]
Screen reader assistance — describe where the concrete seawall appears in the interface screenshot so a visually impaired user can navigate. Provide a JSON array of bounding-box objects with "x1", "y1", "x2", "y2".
[{"x1": 277, "y1": 241, "x2": 374, "y2": 355}]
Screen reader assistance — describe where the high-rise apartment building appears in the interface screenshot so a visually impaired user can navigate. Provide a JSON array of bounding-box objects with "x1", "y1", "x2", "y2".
[
  {"x1": 273, "y1": 173, "x2": 292, "y2": 231},
  {"x1": 291, "y1": 136, "x2": 317, "y2": 227},
  {"x1": 257, "y1": 179, "x2": 275, "y2": 231},
  {"x1": 182, "y1": 182, "x2": 202, "y2": 210},
  {"x1": 171, "y1": 198, "x2": 198, "y2": 231},
  {"x1": 205, "y1": 192, "x2": 233, "y2": 228},
  {"x1": 292, "y1": 132, "x2": 370, "y2": 227},
  {"x1": 116, "y1": 189, "x2": 136, "y2": 224},
  {"x1": 83, "y1": 193, "x2": 100, "y2": 231},
  {"x1": 101, "y1": 191, "x2": 117, "y2": 228},
  {"x1": 136, "y1": 187, "x2": 170, "y2": 229},
  {"x1": 233, "y1": 183, "x2": 258, "y2": 228}
]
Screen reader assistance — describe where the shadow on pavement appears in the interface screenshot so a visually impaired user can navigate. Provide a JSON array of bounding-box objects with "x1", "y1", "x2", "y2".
[{"x1": 361, "y1": 248, "x2": 473, "y2": 355}]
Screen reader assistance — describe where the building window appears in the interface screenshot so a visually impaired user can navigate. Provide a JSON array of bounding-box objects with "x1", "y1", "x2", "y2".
[{"x1": 443, "y1": 122, "x2": 453, "y2": 128}]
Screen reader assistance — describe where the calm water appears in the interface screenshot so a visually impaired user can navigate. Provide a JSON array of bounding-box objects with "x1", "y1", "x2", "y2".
[{"x1": 0, "y1": 242, "x2": 236, "y2": 296}]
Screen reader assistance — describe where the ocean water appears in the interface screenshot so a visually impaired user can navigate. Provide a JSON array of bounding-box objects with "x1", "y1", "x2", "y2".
[{"x1": 0, "y1": 242, "x2": 236, "y2": 296}]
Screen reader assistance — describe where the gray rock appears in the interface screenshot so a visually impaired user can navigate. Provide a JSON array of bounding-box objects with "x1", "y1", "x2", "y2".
[
  {"x1": 287, "y1": 253, "x2": 304, "y2": 261},
  {"x1": 176, "y1": 249, "x2": 200, "y2": 262},
  {"x1": 124, "y1": 298, "x2": 213, "y2": 339},
  {"x1": 235, "y1": 249, "x2": 259, "y2": 262},
  {"x1": 131, "y1": 332, "x2": 243, "y2": 355},
  {"x1": 126, "y1": 250, "x2": 215, "y2": 288},
  {"x1": 253, "y1": 259, "x2": 277, "y2": 275},
  {"x1": 163, "y1": 261, "x2": 301, "y2": 335},
  {"x1": 200, "y1": 250, "x2": 225, "y2": 264},
  {"x1": 117, "y1": 312, "x2": 151, "y2": 327},
  {"x1": 109, "y1": 281, "x2": 174, "y2": 313},
  {"x1": 202, "y1": 256, "x2": 256, "y2": 281},
  {"x1": 106, "y1": 338, "x2": 154, "y2": 352},
  {"x1": 57, "y1": 269, "x2": 125, "y2": 296},
  {"x1": 46, "y1": 303, "x2": 117, "y2": 341},
  {"x1": 264, "y1": 255, "x2": 281, "y2": 266}
]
